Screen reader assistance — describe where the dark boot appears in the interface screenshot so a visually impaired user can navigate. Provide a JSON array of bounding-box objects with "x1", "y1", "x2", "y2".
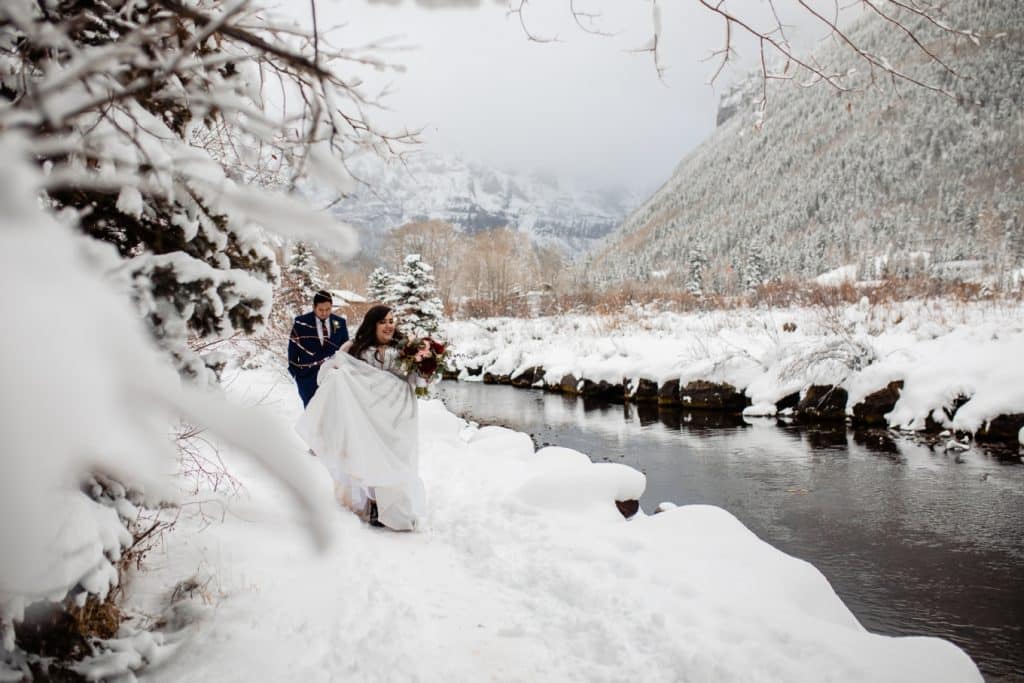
[{"x1": 368, "y1": 500, "x2": 384, "y2": 528}]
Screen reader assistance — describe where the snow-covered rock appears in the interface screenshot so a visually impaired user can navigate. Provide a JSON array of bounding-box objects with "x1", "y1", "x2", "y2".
[{"x1": 444, "y1": 299, "x2": 1024, "y2": 439}]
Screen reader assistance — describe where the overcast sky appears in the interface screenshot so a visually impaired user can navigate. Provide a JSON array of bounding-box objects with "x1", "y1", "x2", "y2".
[{"x1": 303, "y1": 0, "x2": 833, "y2": 195}]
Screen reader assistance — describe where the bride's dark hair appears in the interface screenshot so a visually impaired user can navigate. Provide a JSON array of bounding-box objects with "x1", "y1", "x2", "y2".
[{"x1": 348, "y1": 304, "x2": 400, "y2": 361}]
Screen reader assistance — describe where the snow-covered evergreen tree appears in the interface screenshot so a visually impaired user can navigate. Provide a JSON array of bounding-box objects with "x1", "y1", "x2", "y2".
[
  {"x1": 389, "y1": 254, "x2": 444, "y2": 337},
  {"x1": 367, "y1": 267, "x2": 395, "y2": 303},
  {"x1": 280, "y1": 242, "x2": 327, "y2": 314},
  {"x1": 686, "y1": 249, "x2": 707, "y2": 297},
  {"x1": 1006, "y1": 216, "x2": 1023, "y2": 267},
  {"x1": 742, "y1": 246, "x2": 765, "y2": 293}
]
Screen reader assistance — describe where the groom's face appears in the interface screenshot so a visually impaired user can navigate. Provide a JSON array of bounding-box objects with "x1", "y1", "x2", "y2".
[{"x1": 314, "y1": 302, "x2": 332, "y2": 320}]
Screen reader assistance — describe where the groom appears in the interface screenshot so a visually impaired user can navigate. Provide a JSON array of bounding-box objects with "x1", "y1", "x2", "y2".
[{"x1": 288, "y1": 290, "x2": 349, "y2": 407}]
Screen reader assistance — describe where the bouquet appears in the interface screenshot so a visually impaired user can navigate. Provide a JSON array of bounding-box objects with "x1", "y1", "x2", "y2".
[{"x1": 400, "y1": 337, "x2": 449, "y2": 396}]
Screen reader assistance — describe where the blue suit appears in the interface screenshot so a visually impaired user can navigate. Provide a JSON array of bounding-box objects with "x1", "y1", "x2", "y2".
[{"x1": 288, "y1": 312, "x2": 349, "y2": 407}]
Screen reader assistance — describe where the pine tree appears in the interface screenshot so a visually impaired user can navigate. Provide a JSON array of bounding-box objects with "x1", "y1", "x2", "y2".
[
  {"x1": 1006, "y1": 216, "x2": 1024, "y2": 266},
  {"x1": 742, "y1": 245, "x2": 765, "y2": 293},
  {"x1": 856, "y1": 253, "x2": 874, "y2": 281},
  {"x1": 280, "y1": 242, "x2": 327, "y2": 314},
  {"x1": 686, "y1": 249, "x2": 707, "y2": 297},
  {"x1": 389, "y1": 254, "x2": 444, "y2": 337},
  {"x1": 367, "y1": 267, "x2": 395, "y2": 303}
]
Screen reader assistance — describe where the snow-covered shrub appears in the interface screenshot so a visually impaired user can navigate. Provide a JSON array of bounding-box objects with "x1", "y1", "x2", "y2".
[{"x1": 776, "y1": 336, "x2": 878, "y2": 387}]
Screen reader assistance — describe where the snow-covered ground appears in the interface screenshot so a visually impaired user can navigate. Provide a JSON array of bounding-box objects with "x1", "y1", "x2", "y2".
[
  {"x1": 444, "y1": 299, "x2": 1024, "y2": 441},
  {"x1": 123, "y1": 363, "x2": 981, "y2": 682}
]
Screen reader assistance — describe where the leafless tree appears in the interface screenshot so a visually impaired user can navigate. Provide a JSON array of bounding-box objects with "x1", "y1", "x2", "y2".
[
  {"x1": 380, "y1": 220, "x2": 465, "y2": 309},
  {"x1": 459, "y1": 228, "x2": 538, "y2": 315}
]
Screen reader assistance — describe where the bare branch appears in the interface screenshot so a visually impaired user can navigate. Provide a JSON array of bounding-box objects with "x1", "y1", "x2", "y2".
[
  {"x1": 696, "y1": 0, "x2": 849, "y2": 93},
  {"x1": 310, "y1": 0, "x2": 320, "y2": 67},
  {"x1": 703, "y1": 16, "x2": 734, "y2": 87},
  {"x1": 507, "y1": 0, "x2": 560, "y2": 43},
  {"x1": 531, "y1": 0, "x2": 972, "y2": 105},
  {"x1": 793, "y1": 0, "x2": 955, "y2": 96},
  {"x1": 856, "y1": 0, "x2": 958, "y2": 78},
  {"x1": 153, "y1": 0, "x2": 338, "y2": 82},
  {"x1": 569, "y1": 0, "x2": 615, "y2": 37}
]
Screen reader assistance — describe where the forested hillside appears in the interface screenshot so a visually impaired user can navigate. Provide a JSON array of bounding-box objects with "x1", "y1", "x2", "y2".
[{"x1": 589, "y1": 0, "x2": 1023, "y2": 294}]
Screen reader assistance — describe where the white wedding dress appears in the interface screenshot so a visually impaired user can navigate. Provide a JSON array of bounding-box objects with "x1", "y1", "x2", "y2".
[{"x1": 296, "y1": 347, "x2": 426, "y2": 531}]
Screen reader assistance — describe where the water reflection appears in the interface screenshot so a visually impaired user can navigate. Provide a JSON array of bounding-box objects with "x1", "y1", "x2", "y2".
[
  {"x1": 852, "y1": 428, "x2": 901, "y2": 455},
  {"x1": 436, "y1": 381, "x2": 1024, "y2": 682},
  {"x1": 796, "y1": 423, "x2": 849, "y2": 450}
]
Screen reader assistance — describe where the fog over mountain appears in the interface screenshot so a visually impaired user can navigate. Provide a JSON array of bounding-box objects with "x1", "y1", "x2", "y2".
[{"x1": 331, "y1": 153, "x2": 642, "y2": 257}]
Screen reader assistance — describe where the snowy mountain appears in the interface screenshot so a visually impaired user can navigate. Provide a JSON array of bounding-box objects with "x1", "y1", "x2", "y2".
[
  {"x1": 590, "y1": 0, "x2": 1024, "y2": 292},
  {"x1": 330, "y1": 153, "x2": 640, "y2": 256}
]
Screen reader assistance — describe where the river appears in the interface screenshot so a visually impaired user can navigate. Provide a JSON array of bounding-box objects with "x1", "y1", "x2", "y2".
[{"x1": 435, "y1": 381, "x2": 1024, "y2": 682}]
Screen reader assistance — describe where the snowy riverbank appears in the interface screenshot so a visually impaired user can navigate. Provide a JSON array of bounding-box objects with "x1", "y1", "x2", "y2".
[
  {"x1": 443, "y1": 299, "x2": 1024, "y2": 446},
  {"x1": 119, "y1": 363, "x2": 981, "y2": 682}
]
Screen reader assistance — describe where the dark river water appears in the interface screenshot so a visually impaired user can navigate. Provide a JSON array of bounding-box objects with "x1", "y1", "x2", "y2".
[{"x1": 435, "y1": 381, "x2": 1024, "y2": 682}]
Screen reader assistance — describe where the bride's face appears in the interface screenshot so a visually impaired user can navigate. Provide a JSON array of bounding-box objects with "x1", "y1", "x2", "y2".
[{"x1": 375, "y1": 313, "x2": 396, "y2": 344}]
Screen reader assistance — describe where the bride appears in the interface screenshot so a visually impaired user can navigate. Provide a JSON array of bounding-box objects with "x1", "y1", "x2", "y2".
[{"x1": 296, "y1": 305, "x2": 428, "y2": 531}]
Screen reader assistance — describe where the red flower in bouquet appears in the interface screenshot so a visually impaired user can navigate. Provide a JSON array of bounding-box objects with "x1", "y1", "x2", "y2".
[{"x1": 401, "y1": 336, "x2": 448, "y2": 381}]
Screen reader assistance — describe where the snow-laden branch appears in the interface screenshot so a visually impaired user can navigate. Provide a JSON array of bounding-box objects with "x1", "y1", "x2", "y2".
[{"x1": 0, "y1": 128, "x2": 340, "y2": 656}]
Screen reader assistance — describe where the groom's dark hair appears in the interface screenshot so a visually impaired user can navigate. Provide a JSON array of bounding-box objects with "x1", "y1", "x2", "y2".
[{"x1": 312, "y1": 290, "x2": 333, "y2": 306}]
